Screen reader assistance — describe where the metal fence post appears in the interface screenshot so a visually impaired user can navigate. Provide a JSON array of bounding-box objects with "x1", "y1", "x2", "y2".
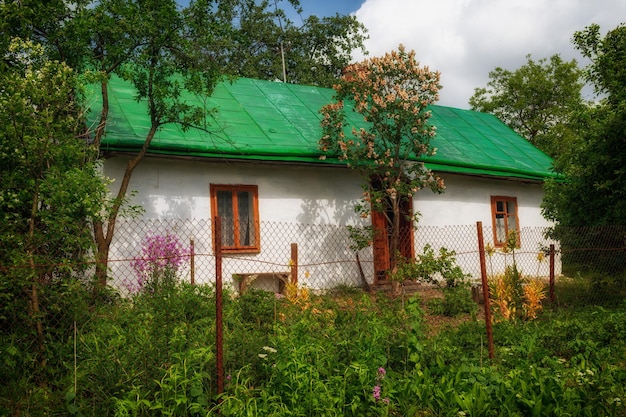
[
  {"x1": 549, "y1": 244, "x2": 555, "y2": 303},
  {"x1": 476, "y1": 221, "x2": 495, "y2": 360},
  {"x1": 214, "y1": 217, "x2": 224, "y2": 396},
  {"x1": 190, "y1": 237, "x2": 195, "y2": 285},
  {"x1": 290, "y1": 243, "x2": 298, "y2": 285}
]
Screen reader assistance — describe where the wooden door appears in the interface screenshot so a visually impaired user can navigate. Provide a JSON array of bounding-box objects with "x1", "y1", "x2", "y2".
[{"x1": 372, "y1": 198, "x2": 414, "y2": 284}]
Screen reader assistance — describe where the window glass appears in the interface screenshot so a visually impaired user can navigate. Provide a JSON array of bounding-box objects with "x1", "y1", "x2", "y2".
[
  {"x1": 237, "y1": 190, "x2": 256, "y2": 246},
  {"x1": 211, "y1": 185, "x2": 260, "y2": 253},
  {"x1": 217, "y1": 190, "x2": 234, "y2": 246},
  {"x1": 506, "y1": 201, "x2": 516, "y2": 214},
  {"x1": 491, "y1": 196, "x2": 519, "y2": 247},
  {"x1": 507, "y1": 214, "x2": 517, "y2": 231},
  {"x1": 495, "y1": 214, "x2": 506, "y2": 243}
]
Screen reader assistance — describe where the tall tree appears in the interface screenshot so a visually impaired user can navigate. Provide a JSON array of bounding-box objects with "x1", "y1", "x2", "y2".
[
  {"x1": 542, "y1": 24, "x2": 626, "y2": 278},
  {"x1": 203, "y1": 0, "x2": 368, "y2": 87},
  {"x1": 84, "y1": 0, "x2": 224, "y2": 285},
  {"x1": 319, "y1": 45, "x2": 445, "y2": 274},
  {"x1": 543, "y1": 23, "x2": 626, "y2": 227},
  {"x1": 0, "y1": 39, "x2": 107, "y2": 374},
  {"x1": 469, "y1": 54, "x2": 584, "y2": 157},
  {"x1": 80, "y1": 0, "x2": 367, "y2": 285},
  {"x1": 1, "y1": 0, "x2": 369, "y2": 287},
  {"x1": 2, "y1": 0, "x2": 227, "y2": 285}
]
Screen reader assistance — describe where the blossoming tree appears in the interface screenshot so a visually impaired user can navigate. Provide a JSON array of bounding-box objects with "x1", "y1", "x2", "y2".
[{"x1": 319, "y1": 45, "x2": 445, "y2": 275}]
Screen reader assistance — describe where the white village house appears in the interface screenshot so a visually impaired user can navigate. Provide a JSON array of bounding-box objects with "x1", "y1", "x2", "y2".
[{"x1": 92, "y1": 76, "x2": 560, "y2": 292}]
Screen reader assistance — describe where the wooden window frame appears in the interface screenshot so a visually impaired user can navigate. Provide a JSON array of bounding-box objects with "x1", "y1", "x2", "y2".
[
  {"x1": 210, "y1": 184, "x2": 260, "y2": 254},
  {"x1": 490, "y1": 196, "x2": 520, "y2": 247}
]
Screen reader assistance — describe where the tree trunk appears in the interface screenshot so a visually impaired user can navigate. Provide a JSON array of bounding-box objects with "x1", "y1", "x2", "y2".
[
  {"x1": 93, "y1": 123, "x2": 159, "y2": 288},
  {"x1": 26, "y1": 181, "x2": 47, "y2": 372},
  {"x1": 93, "y1": 221, "x2": 110, "y2": 287},
  {"x1": 355, "y1": 252, "x2": 370, "y2": 291},
  {"x1": 92, "y1": 78, "x2": 110, "y2": 287}
]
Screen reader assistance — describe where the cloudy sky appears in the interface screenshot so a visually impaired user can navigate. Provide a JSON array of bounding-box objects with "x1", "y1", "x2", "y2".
[{"x1": 291, "y1": 0, "x2": 626, "y2": 109}]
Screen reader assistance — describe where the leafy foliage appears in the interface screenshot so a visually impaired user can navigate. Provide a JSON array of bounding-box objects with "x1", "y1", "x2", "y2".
[
  {"x1": 203, "y1": 0, "x2": 368, "y2": 87},
  {"x1": 0, "y1": 38, "x2": 107, "y2": 382},
  {"x1": 542, "y1": 24, "x2": 626, "y2": 282},
  {"x1": 469, "y1": 54, "x2": 584, "y2": 158},
  {"x1": 486, "y1": 231, "x2": 547, "y2": 321},
  {"x1": 392, "y1": 245, "x2": 476, "y2": 317},
  {"x1": 1, "y1": 0, "x2": 370, "y2": 288},
  {"x1": 2, "y1": 280, "x2": 626, "y2": 415},
  {"x1": 392, "y1": 244, "x2": 471, "y2": 288}
]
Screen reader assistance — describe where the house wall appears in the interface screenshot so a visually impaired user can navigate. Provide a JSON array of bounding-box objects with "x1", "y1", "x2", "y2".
[
  {"x1": 104, "y1": 156, "x2": 558, "y2": 291},
  {"x1": 415, "y1": 173, "x2": 549, "y2": 229},
  {"x1": 105, "y1": 157, "x2": 550, "y2": 228},
  {"x1": 104, "y1": 156, "x2": 371, "y2": 292},
  {"x1": 414, "y1": 173, "x2": 559, "y2": 280},
  {"x1": 104, "y1": 156, "x2": 365, "y2": 225}
]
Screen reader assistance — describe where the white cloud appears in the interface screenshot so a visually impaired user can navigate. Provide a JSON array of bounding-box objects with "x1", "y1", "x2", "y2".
[{"x1": 353, "y1": 0, "x2": 626, "y2": 108}]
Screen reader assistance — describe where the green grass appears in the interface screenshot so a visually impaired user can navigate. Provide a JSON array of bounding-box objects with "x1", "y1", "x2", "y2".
[{"x1": 1, "y1": 280, "x2": 625, "y2": 416}]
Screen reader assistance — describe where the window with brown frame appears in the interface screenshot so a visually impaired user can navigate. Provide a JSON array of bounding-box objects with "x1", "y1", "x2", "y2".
[
  {"x1": 490, "y1": 196, "x2": 520, "y2": 247},
  {"x1": 210, "y1": 184, "x2": 260, "y2": 253}
]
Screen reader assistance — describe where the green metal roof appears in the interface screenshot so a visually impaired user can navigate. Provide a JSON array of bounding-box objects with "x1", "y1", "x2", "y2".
[{"x1": 91, "y1": 76, "x2": 557, "y2": 181}]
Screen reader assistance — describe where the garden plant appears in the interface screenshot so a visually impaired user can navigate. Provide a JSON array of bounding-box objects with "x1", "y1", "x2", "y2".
[{"x1": 2, "y1": 268, "x2": 625, "y2": 415}]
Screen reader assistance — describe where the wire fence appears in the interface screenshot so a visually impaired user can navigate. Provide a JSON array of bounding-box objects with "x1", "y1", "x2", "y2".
[
  {"x1": 103, "y1": 218, "x2": 626, "y2": 302},
  {"x1": 2, "y1": 218, "x2": 624, "y2": 302},
  {"x1": 108, "y1": 218, "x2": 562, "y2": 292}
]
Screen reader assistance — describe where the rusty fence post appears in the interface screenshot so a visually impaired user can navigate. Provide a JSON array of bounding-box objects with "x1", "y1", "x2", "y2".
[
  {"x1": 549, "y1": 243, "x2": 555, "y2": 303},
  {"x1": 290, "y1": 243, "x2": 298, "y2": 285},
  {"x1": 214, "y1": 217, "x2": 224, "y2": 396},
  {"x1": 476, "y1": 221, "x2": 495, "y2": 360},
  {"x1": 190, "y1": 237, "x2": 195, "y2": 285}
]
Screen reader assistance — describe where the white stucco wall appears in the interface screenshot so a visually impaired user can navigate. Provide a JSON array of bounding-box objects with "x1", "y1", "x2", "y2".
[
  {"x1": 414, "y1": 173, "x2": 558, "y2": 280},
  {"x1": 105, "y1": 157, "x2": 551, "y2": 228},
  {"x1": 104, "y1": 156, "x2": 371, "y2": 291},
  {"x1": 104, "y1": 156, "x2": 366, "y2": 225},
  {"x1": 415, "y1": 173, "x2": 550, "y2": 229},
  {"x1": 104, "y1": 156, "x2": 558, "y2": 290}
]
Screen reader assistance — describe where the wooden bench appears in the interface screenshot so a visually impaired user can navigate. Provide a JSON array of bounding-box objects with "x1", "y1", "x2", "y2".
[{"x1": 233, "y1": 272, "x2": 291, "y2": 295}]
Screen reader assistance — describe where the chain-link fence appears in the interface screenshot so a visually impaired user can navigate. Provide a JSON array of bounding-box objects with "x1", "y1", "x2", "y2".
[
  {"x1": 3, "y1": 217, "x2": 623, "y2": 300},
  {"x1": 105, "y1": 218, "x2": 626, "y2": 300},
  {"x1": 110, "y1": 218, "x2": 369, "y2": 295}
]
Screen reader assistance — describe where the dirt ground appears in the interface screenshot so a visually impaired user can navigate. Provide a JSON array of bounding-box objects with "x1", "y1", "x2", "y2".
[{"x1": 378, "y1": 282, "x2": 487, "y2": 336}]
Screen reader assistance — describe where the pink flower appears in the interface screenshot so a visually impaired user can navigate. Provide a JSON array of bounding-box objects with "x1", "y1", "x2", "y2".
[
  {"x1": 372, "y1": 385, "x2": 381, "y2": 401},
  {"x1": 128, "y1": 232, "x2": 190, "y2": 292}
]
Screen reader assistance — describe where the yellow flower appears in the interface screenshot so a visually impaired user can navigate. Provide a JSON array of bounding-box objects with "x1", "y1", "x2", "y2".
[{"x1": 485, "y1": 243, "x2": 495, "y2": 257}]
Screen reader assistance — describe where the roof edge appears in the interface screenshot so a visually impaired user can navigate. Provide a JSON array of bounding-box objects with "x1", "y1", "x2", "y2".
[{"x1": 102, "y1": 147, "x2": 557, "y2": 182}]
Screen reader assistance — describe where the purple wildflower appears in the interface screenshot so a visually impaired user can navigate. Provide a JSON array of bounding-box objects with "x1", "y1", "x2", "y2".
[
  {"x1": 372, "y1": 385, "x2": 381, "y2": 401},
  {"x1": 128, "y1": 232, "x2": 190, "y2": 292}
]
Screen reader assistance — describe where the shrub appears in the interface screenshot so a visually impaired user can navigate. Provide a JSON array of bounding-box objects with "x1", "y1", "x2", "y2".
[
  {"x1": 128, "y1": 232, "x2": 190, "y2": 293},
  {"x1": 391, "y1": 244, "x2": 471, "y2": 288},
  {"x1": 490, "y1": 264, "x2": 547, "y2": 321},
  {"x1": 428, "y1": 286, "x2": 477, "y2": 317}
]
